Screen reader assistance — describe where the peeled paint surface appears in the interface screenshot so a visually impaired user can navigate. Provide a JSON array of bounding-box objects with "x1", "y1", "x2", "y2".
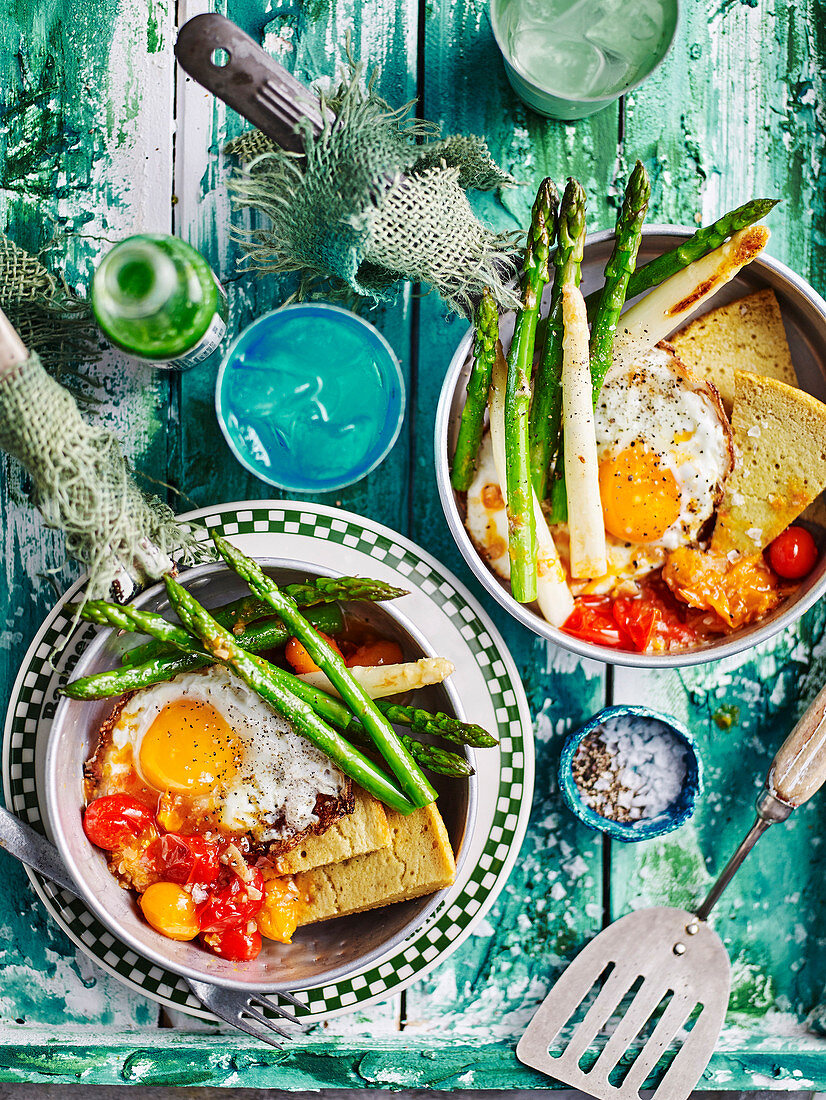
[{"x1": 2, "y1": 0, "x2": 826, "y2": 1088}]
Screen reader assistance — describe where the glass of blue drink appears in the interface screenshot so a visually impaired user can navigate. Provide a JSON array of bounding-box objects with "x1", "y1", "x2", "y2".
[
  {"x1": 216, "y1": 303, "x2": 405, "y2": 493},
  {"x1": 490, "y1": 0, "x2": 679, "y2": 120}
]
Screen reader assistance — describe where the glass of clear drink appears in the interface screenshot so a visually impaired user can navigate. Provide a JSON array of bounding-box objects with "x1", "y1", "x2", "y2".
[{"x1": 490, "y1": 0, "x2": 679, "y2": 120}]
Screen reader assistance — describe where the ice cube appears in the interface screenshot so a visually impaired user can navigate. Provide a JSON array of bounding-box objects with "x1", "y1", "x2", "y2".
[{"x1": 509, "y1": 27, "x2": 606, "y2": 97}]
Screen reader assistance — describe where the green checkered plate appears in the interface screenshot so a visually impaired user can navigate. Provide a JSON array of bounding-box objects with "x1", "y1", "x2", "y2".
[{"x1": 3, "y1": 500, "x2": 534, "y2": 1022}]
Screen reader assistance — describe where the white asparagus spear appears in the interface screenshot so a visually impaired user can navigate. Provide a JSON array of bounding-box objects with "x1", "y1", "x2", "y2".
[
  {"x1": 490, "y1": 344, "x2": 574, "y2": 626},
  {"x1": 612, "y1": 225, "x2": 769, "y2": 372},
  {"x1": 298, "y1": 657, "x2": 454, "y2": 699},
  {"x1": 561, "y1": 284, "x2": 607, "y2": 580}
]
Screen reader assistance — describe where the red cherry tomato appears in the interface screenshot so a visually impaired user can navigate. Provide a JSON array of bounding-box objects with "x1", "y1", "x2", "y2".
[
  {"x1": 768, "y1": 526, "x2": 818, "y2": 580},
  {"x1": 83, "y1": 795, "x2": 156, "y2": 851},
  {"x1": 197, "y1": 867, "x2": 265, "y2": 933},
  {"x1": 562, "y1": 598, "x2": 630, "y2": 650},
  {"x1": 612, "y1": 599, "x2": 661, "y2": 653},
  {"x1": 158, "y1": 834, "x2": 222, "y2": 886},
  {"x1": 202, "y1": 925, "x2": 262, "y2": 961}
]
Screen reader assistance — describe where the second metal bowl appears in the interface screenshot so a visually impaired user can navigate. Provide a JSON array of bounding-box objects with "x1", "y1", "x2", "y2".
[{"x1": 435, "y1": 225, "x2": 826, "y2": 667}]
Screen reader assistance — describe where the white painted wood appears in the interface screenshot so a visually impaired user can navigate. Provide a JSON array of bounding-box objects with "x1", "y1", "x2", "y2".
[{"x1": 0, "y1": 0, "x2": 176, "y2": 1029}]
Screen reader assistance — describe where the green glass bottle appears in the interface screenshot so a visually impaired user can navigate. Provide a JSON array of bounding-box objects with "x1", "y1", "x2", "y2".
[{"x1": 92, "y1": 234, "x2": 229, "y2": 370}]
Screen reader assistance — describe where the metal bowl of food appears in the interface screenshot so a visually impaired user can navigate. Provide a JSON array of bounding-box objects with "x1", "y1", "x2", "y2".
[
  {"x1": 435, "y1": 225, "x2": 826, "y2": 667},
  {"x1": 44, "y1": 559, "x2": 477, "y2": 992}
]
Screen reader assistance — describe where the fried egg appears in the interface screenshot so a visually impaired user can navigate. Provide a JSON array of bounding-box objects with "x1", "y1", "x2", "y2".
[
  {"x1": 596, "y1": 345, "x2": 734, "y2": 551},
  {"x1": 87, "y1": 666, "x2": 347, "y2": 847},
  {"x1": 465, "y1": 432, "x2": 666, "y2": 594}
]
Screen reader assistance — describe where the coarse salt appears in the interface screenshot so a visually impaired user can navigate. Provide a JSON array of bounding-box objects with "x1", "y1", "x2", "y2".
[{"x1": 572, "y1": 714, "x2": 689, "y2": 825}]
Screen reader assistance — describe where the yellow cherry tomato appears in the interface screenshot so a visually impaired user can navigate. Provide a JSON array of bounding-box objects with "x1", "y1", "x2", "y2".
[
  {"x1": 257, "y1": 873, "x2": 301, "y2": 944},
  {"x1": 140, "y1": 881, "x2": 199, "y2": 941}
]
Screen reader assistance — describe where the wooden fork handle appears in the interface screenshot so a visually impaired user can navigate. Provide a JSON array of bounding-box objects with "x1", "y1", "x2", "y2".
[{"x1": 767, "y1": 682, "x2": 826, "y2": 809}]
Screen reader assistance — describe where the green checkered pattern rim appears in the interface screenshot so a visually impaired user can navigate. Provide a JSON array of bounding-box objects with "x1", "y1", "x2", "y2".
[{"x1": 5, "y1": 502, "x2": 531, "y2": 1021}]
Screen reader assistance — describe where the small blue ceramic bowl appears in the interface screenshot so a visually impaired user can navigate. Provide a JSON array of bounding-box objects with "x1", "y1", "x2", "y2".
[{"x1": 559, "y1": 705, "x2": 703, "y2": 843}]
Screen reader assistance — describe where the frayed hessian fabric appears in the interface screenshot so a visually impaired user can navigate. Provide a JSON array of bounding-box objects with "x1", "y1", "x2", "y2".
[
  {"x1": 0, "y1": 352, "x2": 205, "y2": 599},
  {"x1": 224, "y1": 65, "x2": 522, "y2": 316}
]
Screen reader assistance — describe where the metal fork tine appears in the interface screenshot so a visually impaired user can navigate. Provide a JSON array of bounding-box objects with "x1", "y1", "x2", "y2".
[
  {"x1": 560, "y1": 964, "x2": 642, "y2": 1066},
  {"x1": 185, "y1": 979, "x2": 302, "y2": 1048},
  {"x1": 589, "y1": 975, "x2": 676, "y2": 1086},
  {"x1": 241, "y1": 1003, "x2": 294, "y2": 1041},
  {"x1": 266, "y1": 988, "x2": 305, "y2": 1010},
  {"x1": 247, "y1": 994, "x2": 308, "y2": 1030},
  {"x1": 620, "y1": 989, "x2": 696, "y2": 1095}
]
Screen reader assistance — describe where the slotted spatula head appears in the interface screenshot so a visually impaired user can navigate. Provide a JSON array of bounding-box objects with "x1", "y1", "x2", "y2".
[{"x1": 516, "y1": 907, "x2": 731, "y2": 1100}]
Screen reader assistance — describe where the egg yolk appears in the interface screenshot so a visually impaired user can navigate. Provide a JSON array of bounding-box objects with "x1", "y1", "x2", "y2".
[
  {"x1": 139, "y1": 699, "x2": 238, "y2": 795},
  {"x1": 599, "y1": 446, "x2": 681, "y2": 544}
]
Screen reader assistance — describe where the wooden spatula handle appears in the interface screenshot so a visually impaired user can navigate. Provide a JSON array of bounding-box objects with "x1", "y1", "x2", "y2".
[
  {"x1": 767, "y1": 683, "x2": 826, "y2": 808},
  {"x1": 0, "y1": 306, "x2": 28, "y2": 380}
]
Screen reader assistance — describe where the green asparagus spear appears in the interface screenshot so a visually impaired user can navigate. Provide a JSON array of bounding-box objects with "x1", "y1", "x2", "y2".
[
  {"x1": 548, "y1": 167, "x2": 649, "y2": 523},
  {"x1": 71, "y1": 600, "x2": 198, "y2": 652},
  {"x1": 589, "y1": 160, "x2": 650, "y2": 402},
  {"x1": 346, "y1": 724, "x2": 474, "y2": 778},
  {"x1": 451, "y1": 289, "x2": 500, "y2": 492},
  {"x1": 120, "y1": 576, "x2": 407, "y2": 667},
  {"x1": 63, "y1": 597, "x2": 365, "y2": 738},
  {"x1": 583, "y1": 197, "x2": 779, "y2": 320},
  {"x1": 163, "y1": 575, "x2": 416, "y2": 815},
  {"x1": 372, "y1": 703, "x2": 497, "y2": 748},
  {"x1": 505, "y1": 177, "x2": 558, "y2": 602},
  {"x1": 62, "y1": 603, "x2": 344, "y2": 699},
  {"x1": 63, "y1": 598, "x2": 497, "y2": 751},
  {"x1": 213, "y1": 534, "x2": 437, "y2": 809},
  {"x1": 529, "y1": 178, "x2": 587, "y2": 501},
  {"x1": 397, "y1": 739, "x2": 474, "y2": 778}
]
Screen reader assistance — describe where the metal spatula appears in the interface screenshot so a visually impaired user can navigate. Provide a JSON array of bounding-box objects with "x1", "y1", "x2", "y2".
[{"x1": 517, "y1": 682, "x2": 826, "y2": 1100}]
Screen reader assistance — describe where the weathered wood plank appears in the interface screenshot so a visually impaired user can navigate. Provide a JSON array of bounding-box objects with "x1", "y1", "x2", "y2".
[
  {"x1": 0, "y1": 1029, "x2": 824, "y2": 1089},
  {"x1": 612, "y1": 607, "x2": 826, "y2": 1048},
  {"x1": 622, "y1": 0, "x2": 826, "y2": 284},
  {"x1": 171, "y1": 0, "x2": 422, "y2": 1038},
  {"x1": 0, "y1": 0, "x2": 177, "y2": 1028},
  {"x1": 611, "y1": 0, "x2": 826, "y2": 1069},
  {"x1": 172, "y1": 0, "x2": 416, "y2": 536},
  {"x1": 404, "y1": 0, "x2": 619, "y2": 1037}
]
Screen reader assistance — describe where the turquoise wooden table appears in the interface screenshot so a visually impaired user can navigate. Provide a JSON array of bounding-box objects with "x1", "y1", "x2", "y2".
[{"x1": 2, "y1": 0, "x2": 826, "y2": 1088}]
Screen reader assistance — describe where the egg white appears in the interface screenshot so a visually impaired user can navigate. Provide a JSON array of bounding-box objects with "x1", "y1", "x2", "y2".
[{"x1": 108, "y1": 666, "x2": 345, "y2": 844}]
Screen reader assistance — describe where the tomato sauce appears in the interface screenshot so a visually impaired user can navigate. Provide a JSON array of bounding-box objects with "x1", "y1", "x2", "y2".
[
  {"x1": 83, "y1": 793, "x2": 302, "y2": 960},
  {"x1": 561, "y1": 567, "x2": 787, "y2": 655}
]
